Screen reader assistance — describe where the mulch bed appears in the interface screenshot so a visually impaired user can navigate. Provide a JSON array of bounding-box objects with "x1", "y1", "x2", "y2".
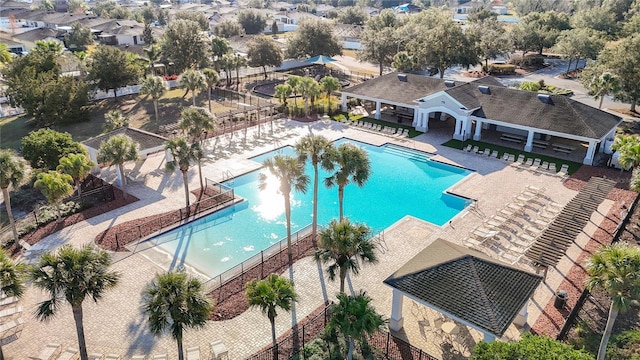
[
  {"x1": 210, "y1": 234, "x2": 315, "y2": 321},
  {"x1": 531, "y1": 166, "x2": 639, "y2": 338},
  {"x1": 95, "y1": 187, "x2": 233, "y2": 251},
  {"x1": 7, "y1": 188, "x2": 138, "y2": 257}
]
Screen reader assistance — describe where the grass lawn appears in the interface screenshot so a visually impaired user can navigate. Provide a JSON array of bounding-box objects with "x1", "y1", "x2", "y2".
[
  {"x1": 0, "y1": 88, "x2": 237, "y2": 152},
  {"x1": 442, "y1": 139, "x2": 582, "y2": 174},
  {"x1": 331, "y1": 113, "x2": 421, "y2": 138}
]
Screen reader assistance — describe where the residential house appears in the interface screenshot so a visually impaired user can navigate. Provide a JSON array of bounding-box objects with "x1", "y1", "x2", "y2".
[
  {"x1": 333, "y1": 23, "x2": 363, "y2": 50},
  {"x1": 10, "y1": 27, "x2": 65, "y2": 50}
]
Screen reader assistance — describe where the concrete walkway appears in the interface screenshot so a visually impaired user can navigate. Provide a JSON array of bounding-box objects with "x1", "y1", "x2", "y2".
[{"x1": 5, "y1": 120, "x2": 616, "y2": 359}]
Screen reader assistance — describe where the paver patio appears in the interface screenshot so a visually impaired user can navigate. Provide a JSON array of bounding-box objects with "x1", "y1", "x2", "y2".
[{"x1": 5, "y1": 119, "x2": 620, "y2": 359}]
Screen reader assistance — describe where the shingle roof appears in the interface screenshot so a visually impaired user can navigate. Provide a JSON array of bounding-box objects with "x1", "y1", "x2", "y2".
[
  {"x1": 12, "y1": 27, "x2": 62, "y2": 43},
  {"x1": 445, "y1": 82, "x2": 622, "y2": 139},
  {"x1": 383, "y1": 239, "x2": 542, "y2": 337},
  {"x1": 343, "y1": 72, "x2": 456, "y2": 106},
  {"x1": 82, "y1": 127, "x2": 167, "y2": 151}
]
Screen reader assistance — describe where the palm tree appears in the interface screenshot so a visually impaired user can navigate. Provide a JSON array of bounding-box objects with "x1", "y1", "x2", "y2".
[
  {"x1": 220, "y1": 54, "x2": 235, "y2": 87},
  {"x1": 274, "y1": 83, "x2": 292, "y2": 109},
  {"x1": 0, "y1": 43, "x2": 12, "y2": 64},
  {"x1": 325, "y1": 143, "x2": 371, "y2": 221},
  {"x1": 0, "y1": 249, "x2": 26, "y2": 360},
  {"x1": 178, "y1": 107, "x2": 214, "y2": 190},
  {"x1": 202, "y1": 68, "x2": 220, "y2": 112},
  {"x1": 285, "y1": 75, "x2": 302, "y2": 108},
  {"x1": 0, "y1": 150, "x2": 25, "y2": 245},
  {"x1": 97, "y1": 135, "x2": 139, "y2": 199},
  {"x1": 329, "y1": 291, "x2": 385, "y2": 360},
  {"x1": 319, "y1": 76, "x2": 341, "y2": 114},
  {"x1": 57, "y1": 153, "x2": 94, "y2": 198},
  {"x1": 631, "y1": 168, "x2": 640, "y2": 192},
  {"x1": 315, "y1": 218, "x2": 377, "y2": 293},
  {"x1": 211, "y1": 36, "x2": 231, "y2": 72},
  {"x1": 180, "y1": 69, "x2": 206, "y2": 107},
  {"x1": 245, "y1": 274, "x2": 298, "y2": 359},
  {"x1": 142, "y1": 271, "x2": 212, "y2": 360},
  {"x1": 143, "y1": 44, "x2": 161, "y2": 76},
  {"x1": 586, "y1": 242, "x2": 640, "y2": 360},
  {"x1": 611, "y1": 135, "x2": 640, "y2": 171},
  {"x1": 166, "y1": 137, "x2": 200, "y2": 211},
  {"x1": 30, "y1": 244, "x2": 120, "y2": 360},
  {"x1": 103, "y1": 110, "x2": 130, "y2": 131},
  {"x1": 592, "y1": 72, "x2": 620, "y2": 109},
  {"x1": 298, "y1": 77, "x2": 320, "y2": 116},
  {"x1": 294, "y1": 135, "x2": 333, "y2": 241},
  {"x1": 140, "y1": 76, "x2": 167, "y2": 125},
  {"x1": 233, "y1": 54, "x2": 247, "y2": 89},
  {"x1": 392, "y1": 51, "x2": 413, "y2": 72},
  {"x1": 34, "y1": 171, "x2": 74, "y2": 222},
  {"x1": 259, "y1": 155, "x2": 310, "y2": 265}
]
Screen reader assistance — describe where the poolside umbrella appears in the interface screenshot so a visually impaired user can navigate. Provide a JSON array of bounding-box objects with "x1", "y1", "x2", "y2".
[{"x1": 304, "y1": 55, "x2": 337, "y2": 65}]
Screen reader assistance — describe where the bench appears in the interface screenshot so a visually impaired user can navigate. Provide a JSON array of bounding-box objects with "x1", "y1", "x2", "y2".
[
  {"x1": 500, "y1": 136, "x2": 522, "y2": 143},
  {"x1": 532, "y1": 140, "x2": 549, "y2": 149},
  {"x1": 552, "y1": 143, "x2": 576, "y2": 153}
]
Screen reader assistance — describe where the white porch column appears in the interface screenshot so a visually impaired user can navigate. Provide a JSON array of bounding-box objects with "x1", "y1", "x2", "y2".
[
  {"x1": 165, "y1": 148, "x2": 173, "y2": 163},
  {"x1": 375, "y1": 101, "x2": 381, "y2": 120},
  {"x1": 473, "y1": 120, "x2": 483, "y2": 141},
  {"x1": 483, "y1": 333, "x2": 496, "y2": 342},
  {"x1": 412, "y1": 109, "x2": 420, "y2": 130},
  {"x1": 583, "y1": 141, "x2": 597, "y2": 165},
  {"x1": 463, "y1": 117, "x2": 472, "y2": 140},
  {"x1": 389, "y1": 289, "x2": 404, "y2": 332},
  {"x1": 513, "y1": 301, "x2": 529, "y2": 327},
  {"x1": 453, "y1": 118, "x2": 463, "y2": 140},
  {"x1": 115, "y1": 165, "x2": 124, "y2": 188},
  {"x1": 524, "y1": 131, "x2": 534, "y2": 152},
  {"x1": 341, "y1": 93, "x2": 347, "y2": 112}
]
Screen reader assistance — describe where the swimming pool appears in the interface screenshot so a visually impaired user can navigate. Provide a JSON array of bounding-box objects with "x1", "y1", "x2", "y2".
[{"x1": 152, "y1": 139, "x2": 472, "y2": 277}]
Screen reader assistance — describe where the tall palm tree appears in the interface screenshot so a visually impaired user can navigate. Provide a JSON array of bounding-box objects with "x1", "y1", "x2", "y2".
[
  {"x1": 591, "y1": 71, "x2": 620, "y2": 109},
  {"x1": 233, "y1": 54, "x2": 247, "y2": 89},
  {"x1": 612, "y1": 135, "x2": 640, "y2": 171},
  {"x1": 285, "y1": 75, "x2": 302, "y2": 108},
  {"x1": 259, "y1": 155, "x2": 310, "y2": 265},
  {"x1": 0, "y1": 249, "x2": 25, "y2": 360},
  {"x1": 220, "y1": 54, "x2": 235, "y2": 87},
  {"x1": 140, "y1": 76, "x2": 167, "y2": 125},
  {"x1": 329, "y1": 291, "x2": 386, "y2": 360},
  {"x1": 34, "y1": 171, "x2": 74, "y2": 222},
  {"x1": 202, "y1": 68, "x2": 220, "y2": 112},
  {"x1": 57, "y1": 153, "x2": 94, "y2": 198},
  {"x1": 319, "y1": 76, "x2": 340, "y2": 113},
  {"x1": 274, "y1": 83, "x2": 292, "y2": 109},
  {"x1": 179, "y1": 69, "x2": 206, "y2": 107},
  {"x1": 0, "y1": 150, "x2": 25, "y2": 245},
  {"x1": 179, "y1": 106, "x2": 215, "y2": 143},
  {"x1": 211, "y1": 36, "x2": 231, "y2": 72},
  {"x1": 245, "y1": 274, "x2": 298, "y2": 359},
  {"x1": 325, "y1": 143, "x2": 371, "y2": 221},
  {"x1": 298, "y1": 77, "x2": 319, "y2": 116},
  {"x1": 166, "y1": 137, "x2": 200, "y2": 211},
  {"x1": 142, "y1": 271, "x2": 212, "y2": 360},
  {"x1": 97, "y1": 135, "x2": 139, "y2": 199},
  {"x1": 30, "y1": 245, "x2": 120, "y2": 360},
  {"x1": 103, "y1": 110, "x2": 130, "y2": 131},
  {"x1": 586, "y1": 242, "x2": 640, "y2": 360},
  {"x1": 294, "y1": 135, "x2": 333, "y2": 241},
  {"x1": 315, "y1": 218, "x2": 377, "y2": 293}
]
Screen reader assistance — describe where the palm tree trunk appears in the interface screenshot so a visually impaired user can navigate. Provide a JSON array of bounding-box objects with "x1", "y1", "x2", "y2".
[
  {"x1": 285, "y1": 192, "x2": 292, "y2": 266},
  {"x1": 113, "y1": 88, "x2": 118, "y2": 102},
  {"x1": 339, "y1": 266, "x2": 347, "y2": 293},
  {"x1": 379, "y1": 61, "x2": 383, "y2": 76},
  {"x1": 338, "y1": 185, "x2": 344, "y2": 221},
  {"x1": 631, "y1": 98, "x2": 637, "y2": 113},
  {"x1": 347, "y1": 336, "x2": 354, "y2": 360},
  {"x1": 197, "y1": 159, "x2": 204, "y2": 191},
  {"x1": 599, "y1": 93, "x2": 605, "y2": 109},
  {"x1": 177, "y1": 334, "x2": 185, "y2": 360},
  {"x1": 55, "y1": 202, "x2": 63, "y2": 223},
  {"x1": 182, "y1": 170, "x2": 190, "y2": 211},
  {"x1": 439, "y1": 68, "x2": 445, "y2": 79},
  {"x1": 566, "y1": 59, "x2": 572, "y2": 74},
  {"x1": 154, "y1": 99, "x2": 160, "y2": 124},
  {"x1": 208, "y1": 88, "x2": 212, "y2": 112},
  {"x1": 72, "y1": 305, "x2": 89, "y2": 360},
  {"x1": 597, "y1": 305, "x2": 619, "y2": 360},
  {"x1": 270, "y1": 317, "x2": 278, "y2": 360},
  {"x1": 312, "y1": 165, "x2": 319, "y2": 244},
  {"x1": 119, "y1": 164, "x2": 128, "y2": 199},
  {"x1": 2, "y1": 187, "x2": 19, "y2": 245}
]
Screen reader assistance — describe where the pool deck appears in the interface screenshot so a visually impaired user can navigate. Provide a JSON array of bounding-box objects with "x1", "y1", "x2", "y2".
[{"x1": 7, "y1": 119, "x2": 619, "y2": 359}]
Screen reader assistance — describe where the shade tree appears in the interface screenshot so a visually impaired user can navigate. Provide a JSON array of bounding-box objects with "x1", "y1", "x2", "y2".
[
  {"x1": 285, "y1": 19, "x2": 342, "y2": 59},
  {"x1": 237, "y1": 10, "x2": 267, "y2": 35},
  {"x1": 553, "y1": 28, "x2": 605, "y2": 73},
  {"x1": 161, "y1": 20, "x2": 211, "y2": 73},
  {"x1": 21, "y1": 129, "x2": 86, "y2": 170},
  {"x1": 338, "y1": 6, "x2": 368, "y2": 25},
  {"x1": 88, "y1": 45, "x2": 142, "y2": 102},
  {"x1": 247, "y1": 35, "x2": 283, "y2": 79},
  {"x1": 174, "y1": 10, "x2": 209, "y2": 32},
  {"x1": 359, "y1": 9, "x2": 400, "y2": 75}
]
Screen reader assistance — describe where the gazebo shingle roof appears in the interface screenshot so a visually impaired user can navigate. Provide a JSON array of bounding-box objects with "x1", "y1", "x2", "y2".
[
  {"x1": 445, "y1": 83, "x2": 621, "y2": 139},
  {"x1": 383, "y1": 239, "x2": 542, "y2": 337},
  {"x1": 343, "y1": 72, "x2": 457, "y2": 106},
  {"x1": 82, "y1": 127, "x2": 167, "y2": 151}
]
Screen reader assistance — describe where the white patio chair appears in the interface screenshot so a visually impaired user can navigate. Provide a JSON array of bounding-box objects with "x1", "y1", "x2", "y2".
[
  {"x1": 186, "y1": 346, "x2": 200, "y2": 360},
  {"x1": 57, "y1": 348, "x2": 78, "y2": 360},
  {"x1": 464, "y1": 144, "x2": 472, "y2": 152},
  {"x1": 211, "y1": 340, "x2": 229, "y2": 360},
  {"x1": 490, "y1": 150, "x2": 499, "y2": 158},
  {"x1": 34, "y1": 343, "x2": 61, "y2": 360}
]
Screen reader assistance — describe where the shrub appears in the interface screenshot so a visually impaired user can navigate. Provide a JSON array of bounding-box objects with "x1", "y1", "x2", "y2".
[
  {"x1": 488, "y1": 64, "x2": 516, "y2": 75},
  {"x1": 608, "y1": 329, "x2": 640, "y2": 360},
  {"x1": 35, "y1": 201, "x2": 83, "y2": 225}
]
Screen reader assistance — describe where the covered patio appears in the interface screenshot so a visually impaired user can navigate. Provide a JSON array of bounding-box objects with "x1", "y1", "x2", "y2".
[{"x1": 384, "y1": 239, "x2": 542, "y2": 352}]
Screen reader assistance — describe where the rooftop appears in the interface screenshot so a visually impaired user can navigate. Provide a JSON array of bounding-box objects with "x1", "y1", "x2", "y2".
[{"x1": 82, "y1": 127, "x2": 167, "y2": 151}]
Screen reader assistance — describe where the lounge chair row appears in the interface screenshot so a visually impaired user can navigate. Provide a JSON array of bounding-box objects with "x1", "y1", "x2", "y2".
[
  {"x1": 462, "y1": 146, "x2": 570, "y2": 178},
  {"x1": 350, "y1": 120, "x2": 411, "y2": 137},
  {"x1": 32, "y1": 342, "x2": 221, "y2": 360}
]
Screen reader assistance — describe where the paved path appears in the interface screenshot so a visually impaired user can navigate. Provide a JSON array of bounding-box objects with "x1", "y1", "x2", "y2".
[{"x1": 5, "y1": 121, "x2": 619, "y2": 359}]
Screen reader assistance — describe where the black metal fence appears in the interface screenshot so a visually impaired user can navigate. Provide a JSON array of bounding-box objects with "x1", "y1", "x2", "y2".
[{"x1": 247, "y1": 303, "x2": 438, "y2": 360}]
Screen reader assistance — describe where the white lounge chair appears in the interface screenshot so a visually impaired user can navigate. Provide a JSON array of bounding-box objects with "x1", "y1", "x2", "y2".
[
  {"x1": 186, "y1": 346, "x2": 200, "y2": 360},
  {"x1": 88, "y1": 353, "x2": 105, "y2": 360},
  {"x1": 105, "y1": 355, "x2": 121, "y2": 360},
  {"x1": 490, "y1": 150, "x2": 499, "y2": 158},
  {"x1": 35, "y1": 343, "x2": 61, "y2": 360},
  {"x1": 211, "y1": 340, "x2": 228, "y2": 360},
  {"x1": 524, "y1": 158, "x2": 534, "y2": 166},
  {"x1": 526, "y1": 185, "x2": 546, "y2": 194},
  {"x1": 130, "y1": 356, "x2": 146, "y2": 360},
  {"x1": 152, "y1": 354, "x2": 167, "y2": 360},
  {"x1": 549, "y1": 163, "x2": 557, "y2": 173},
  {"x1": 464, "y1": 144, "x2": 472, "y2": 152},
  {"x1": 57, "y1": 348, "x2": 78, "y2": 360},
  {"x1": 515, "y1": 154, "x2": 526, "y2": 164},
  {"x1": 472, "y1": 146, "x2": 480, "y2": 154}
]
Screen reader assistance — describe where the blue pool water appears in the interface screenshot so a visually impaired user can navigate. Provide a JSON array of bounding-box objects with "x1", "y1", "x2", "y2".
[{"x1": 153, "y1": 139, "x2": 471, "y2": 277}]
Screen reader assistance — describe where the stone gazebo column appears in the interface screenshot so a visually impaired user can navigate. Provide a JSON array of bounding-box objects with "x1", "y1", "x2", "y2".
[
  {"x1": 524, "y1": 131, "x2": 534, "y2": 152},
  {"x1": 375, "y1": 101, "x2": 381, "y2": 120},
  {"x1": 389, "y1": 289, "x2": 404, "y2": 331},
  {"x1": 473, "y1": 120, "x2": 483, "y2": 141},
  {"x1": 583, "y1": 140, "x2": 597, "y2": 165}
]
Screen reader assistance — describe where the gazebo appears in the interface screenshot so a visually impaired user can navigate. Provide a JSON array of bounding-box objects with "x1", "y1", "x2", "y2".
[{"x1": 383, "y1": 239, "x2": 542, "y2": 342}]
